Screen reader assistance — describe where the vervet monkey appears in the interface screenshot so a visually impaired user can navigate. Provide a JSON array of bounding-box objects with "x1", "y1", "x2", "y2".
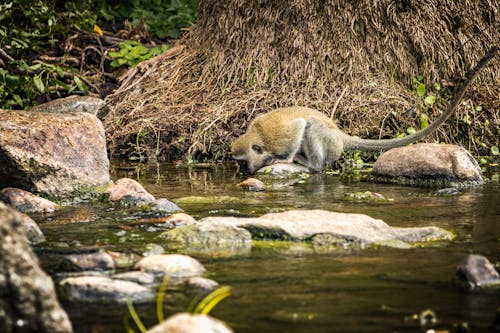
[{"x1": 231, "y1": 47, "x2": 498, "y2": 175}]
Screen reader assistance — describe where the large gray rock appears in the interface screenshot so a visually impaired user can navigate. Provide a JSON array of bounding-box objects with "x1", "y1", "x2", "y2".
[
  {"x1": 0, "y1": 202, "x2": 45, "y2": 244},
  {"x1": 58, "y1": 276, "x2": 155, "y2": 304},
  {"x1": 0, "y1": 109, "x2": 111, "y2": 198},
  {"x1": 371, "y1": 143, "x2": 483, "y2": 187},
  {"x1": 0, "y1": 203, "x2": 72, "y2": 333},
  {"x1": 162, "y1": 210, "x2": 453, "y2": 251},
  {"x1": 146, "y1": 313, "x2": 233, "y2": 333}
]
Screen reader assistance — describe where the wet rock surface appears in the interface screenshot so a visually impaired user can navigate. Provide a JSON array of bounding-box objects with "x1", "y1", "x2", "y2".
[
  {"x1": 105, "y1": 178, "x2": 181, "y2": 212},
  {"x1": 0, "y1": 203, "x2": 72, "y2": 333},
  {"x1": 61, "y1": 249, "x2": 115, "y2": 272},
  {"x1": 371, "y1": 143, "x2": 483, "y2": 187},
  {"x1": 136, "y1": 254, "x2": 206, "y2": 278},
  {"x1": 58, "y1": 276, "x2": 156, "y2": 304},
  {"x1": 0, "y1": 187, "x2": 59, "y2": 213},
  {"x1": 237, "y1": 177, "x2": 265, "y2": 191},
  {"x1": 159, "y1": 209, "x2": 453, "y2": 251},
  {"x1": 146, "y1": 313, "x2": 233, "y2": 333},
  {"x1": 456, "y1": 254, "x2": 500, "y2": 289},
  {"x1": 256, "y1": 162, "x2": 310, "y2": 176},
  {"x1": 0, "y1": 109, "x2": 110, "y2": 198},
  {"x1": 0, "y1": 202, "x2": 45, "y2": 244}
]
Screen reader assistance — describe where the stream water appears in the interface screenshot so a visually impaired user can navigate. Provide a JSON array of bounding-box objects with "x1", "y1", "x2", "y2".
[{"x1": 34, "y1": 161, "x2": 500, "y2": 333}]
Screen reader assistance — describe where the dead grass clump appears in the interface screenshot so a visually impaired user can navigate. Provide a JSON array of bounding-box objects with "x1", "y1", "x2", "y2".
[{"x1": 105, "y1": 0, "x2": 499, "y2": 162}]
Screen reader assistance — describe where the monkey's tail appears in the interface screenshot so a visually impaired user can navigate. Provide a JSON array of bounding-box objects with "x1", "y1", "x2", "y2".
[{"x1": 343, "y1": 46, "x2": 498, "y2": 152}]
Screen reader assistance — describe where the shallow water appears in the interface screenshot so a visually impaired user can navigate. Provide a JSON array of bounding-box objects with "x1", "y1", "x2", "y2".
[{"x1": 35, "y1": 162, "x2": 500, "y2": 332}]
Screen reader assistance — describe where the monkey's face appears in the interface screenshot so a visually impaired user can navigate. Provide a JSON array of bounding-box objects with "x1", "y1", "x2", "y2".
[{"x1": 231, "y1": 136, "x2": 268, "y2": 175}]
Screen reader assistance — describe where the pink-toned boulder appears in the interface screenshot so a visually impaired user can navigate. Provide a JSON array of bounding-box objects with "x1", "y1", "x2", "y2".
[
  {"x1": 104, "y1": 178, "x2": 156, "y2": 204},
  {"x1": 0, "y1": 108, "x2": 110, "y2": 198},
  {"x1": 371, "y1": 143, "x2": 482, "y2": 187},
  {"x1": 0, "y1": 187, "x2": 59, "y2": 213}
]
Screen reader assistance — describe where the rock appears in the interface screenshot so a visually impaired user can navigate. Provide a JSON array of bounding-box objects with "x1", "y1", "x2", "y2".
[
  {"x1": 141, "y1": 243, "x2": 166, "y2": 257},
  {"x1": 152, "y1": 198, "x2": 183, "y2": 213},
  {"x1": 0, "y1": 202, "x2": 72, "y2": 333},
  {"x1": 237, "y1": 178, "x2": 265, "y2": 191},
  {"x1": 456, "y1": 254, "x2": 500, "y2": 289},
  {"x1": 104, "y1": 178, "x2": 155, "y2": 205},
  {"x1": 0, "y1": 187, "x2": 59, "y2": 213},
  {"x1": 0, "y1": 202, "x2": 45, "y2": 244},
  {"x1": 146, "y1": 313, "x2": 233, "y2": 333},
  {"x1": 58, "y1": 276, "x2": 155, "y2": 304},
  {"x1": 61, "y1": 249, "x2": 115, "y2": 272},
  {"x1": 0, "y1": 109, "x2": 110, "y2": 198},
  {"x1": 28, "y1": 95, "x2": 106, "y2": 115},
  {"x1": 195, "y1": 210, "x2": 453, "y2": 249},
  {"x1": 136, "y1": 254, "x2": 206, "y2": 279},
  {"x1": 186, "y1": 277, "x2": 219, "y2": 292},
  {"x1": 112, "y1": 271, "x2": 157, "y2": 286},
  {"x1": 158, "y1": 222, "x2": 253, "y2": 254},
  {"x1": 256, "y1": 162, "x2": 310, "y2": 176},
  {"x1": 371, "y1": 143, "x2": 483, "y2": 187},
  {"x1": 107, "y1": 251, "x2": 141, "y2": 269}
]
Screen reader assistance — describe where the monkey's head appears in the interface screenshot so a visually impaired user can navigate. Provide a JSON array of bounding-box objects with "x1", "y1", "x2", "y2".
[{"x1": 231, "y1": 134, "x2": 269, "y2": 175}]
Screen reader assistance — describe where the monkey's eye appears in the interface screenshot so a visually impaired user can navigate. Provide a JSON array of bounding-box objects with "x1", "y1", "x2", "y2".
[{"x1": 252, "y1": 144, "x2": 263, "y2": 154}]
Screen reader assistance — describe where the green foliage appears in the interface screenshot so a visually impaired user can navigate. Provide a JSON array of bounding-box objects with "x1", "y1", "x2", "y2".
[
  {"x1": 101, "y1": 0, "x2": 198, "y2": 38},
  {"x1": 109, "y1": 41, "x2": 169, "y2": 68}
]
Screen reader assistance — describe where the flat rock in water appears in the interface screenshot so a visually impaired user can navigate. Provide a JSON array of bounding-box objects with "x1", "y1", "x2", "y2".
[
  {"x1": 0, "y1": 187, "x2": 59, "y2": 213},
  {"x1": 195, "y1": 210, "x2": 453, "y2": 248},
  {"x1": 146, "y1": 313, "x2": 233, "y2": 333},
  {"x1": 58, "y1": 276, "x2": 155, "y2": 304},
  {"x1": 136, "y1": 254, "x2": 205, "y2": 279},
  {"x1": 371, "y1": 143, "x2": 483, "y2": 187},
  {"x1": 61, "y1": 249, "x2": 115, "y2": 272},
  {"x1": 256, "y1": 162, "x2": 310, "y2": 176},
  {"x1": 0, "y1": 109, "x2": 110, "y2": 198},
  {"x1": 0, "y1": 202, "x2": 45, "y2": 244}
]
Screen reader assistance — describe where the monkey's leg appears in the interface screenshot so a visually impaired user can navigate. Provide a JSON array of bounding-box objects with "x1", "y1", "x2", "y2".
[{"x1": 303, "y1": 117, "x2": 344, "y2": 172}]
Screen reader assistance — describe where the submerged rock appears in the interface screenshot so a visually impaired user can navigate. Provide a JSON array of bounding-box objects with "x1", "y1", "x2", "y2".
[
  {"x1": 456, "y1": 254, "x2": 500, "y2": 289},
  {"x1": 0, "y1": 202, "x2": 72, "y2": 333},
  {"x1": 160, "y1": 209, "x2": 453, "y2": 251},
  {"x1": 370, "y1": 143, "x2": 483, "y2": 187},
  {"x1": 0, "y1": 202, "x2": 45, "y2": 244},
  {"x1": 0, "y1": 108, "x2": 110, "y2": 198},
  {"x1": 58, "y1": 276, "x2": 155, "y2": 304},
  {"x1": 0, "y1": 187, "x2": 59, "y2": 213},
  {"x1": 146, "y1": 313, "x2": 233, "y2": 333}
]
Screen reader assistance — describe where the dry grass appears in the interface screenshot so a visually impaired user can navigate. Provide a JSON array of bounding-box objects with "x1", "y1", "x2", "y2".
[{"x1": 105, "y1": 0, "x2": 499, "y2": 161}]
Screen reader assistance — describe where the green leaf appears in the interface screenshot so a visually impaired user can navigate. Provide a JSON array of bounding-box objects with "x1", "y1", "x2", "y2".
[
  {"x1": 492, "y1": 146, "x2": 499, "y2": 156},
  {"x1": 420, "y1": 113, "x2": 429, "y2": 129},
  {"x1": 33, "y1": 76, "x2": 45, "y2": 93},
  {"x1": 28, "y1": 63, "x2": 42, "y2": 71},
  {"x1": 406, "y1": 127, "x2": 416, "y2": 135},
  {"x1": 424, "y1": 95, "x2": 436, "y2": 106},
  {"x1": 416, "y1": 83, "x2": 426, "y2": 97},
  {"x1": 73, "y1": 76, "x2": 87, "y2": 91}
]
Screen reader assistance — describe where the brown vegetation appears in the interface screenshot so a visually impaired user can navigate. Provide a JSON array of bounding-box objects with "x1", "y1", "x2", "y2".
[{"x1": 104, "y1": 0, "x2": 499, "y2": 162}]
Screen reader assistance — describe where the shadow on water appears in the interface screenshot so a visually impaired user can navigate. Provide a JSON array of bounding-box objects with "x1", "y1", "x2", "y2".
[{"x1": 34, "y1": 161, "x2": 500, "y2": 333}]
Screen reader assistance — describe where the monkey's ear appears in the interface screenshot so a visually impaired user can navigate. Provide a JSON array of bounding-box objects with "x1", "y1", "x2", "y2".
[{"x1": 252, "y1": 144, "x2": 263, "y2": 154}]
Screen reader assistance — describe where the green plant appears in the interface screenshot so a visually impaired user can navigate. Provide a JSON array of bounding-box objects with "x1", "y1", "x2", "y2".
[
  {"x1": 101, "y1": 0, "x2": 198, "y2": 39},
  {"x1": 109, "y1": 40, "x2": 169, "y2": 68},
  {"x1": 125, "y1": 276, "x2": 231, "y2": 333}
]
